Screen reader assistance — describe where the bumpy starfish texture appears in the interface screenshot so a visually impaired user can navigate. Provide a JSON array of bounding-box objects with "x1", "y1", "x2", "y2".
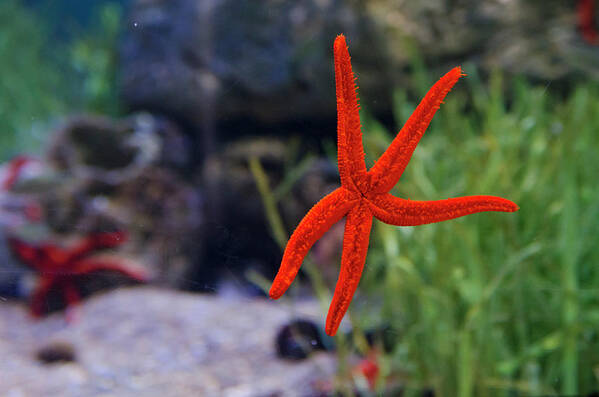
[
  {"x1": 270, "y1": 35, "x2": 519, "y2": 336},
  {"x1": 9, "y1": 231, "x2": 147, "y2": 318}
]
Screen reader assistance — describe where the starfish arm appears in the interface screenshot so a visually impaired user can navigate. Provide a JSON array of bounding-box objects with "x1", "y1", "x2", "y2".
[
  {"x1": 67, "y1": 231, "x2": 128, "y2": 262},
  {"x1": 61, "y1": 279, "x2": 81, "y2": 324},
  {"x1": 72, "y1": 257, "x2": 149, "y2": 282},
  {"x1": 8, "y1": 237, "x2": 42, "y2": 270},
  {"x1": 270, "y1": 187, "x2": 359, "y2": 299},
  {"x1": 62, "y1": 280, "x2": 81, "y2": 308},
  {"x1": 368, "y1": 67, "x2": 464, "y2": 193},
  {"x1": 61, "y1": 280, "x2": 83, "y2": 323},
  {"x1": 334, "y1": 35, "x2": 368, "y2": 192},
  {"x1": 30, "y1": 275, "x2": 56, "y2": 317},
  {"x1": 325, "y1": 202, "x2": 373, "y2": 336},
  {"x1": 368, "y1": 193, "x2": 519, "y2": 226}
]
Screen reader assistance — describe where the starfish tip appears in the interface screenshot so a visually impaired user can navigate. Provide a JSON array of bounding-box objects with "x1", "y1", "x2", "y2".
[
  {"x1": 269, "y1": 287, "x2": 283, "y2": 300},
  {"x1": 334, "y1": 34, "x2": 348, "y2": 50},
  {"x1": 449, "y1": 66, "x2": 466, "y2": 80},
  {"x1": 501, "y1": 198, "x2": 519, "y2": 212},
  {"x1": 134, "y1": 269, "x2": 151, "y2": 282}
]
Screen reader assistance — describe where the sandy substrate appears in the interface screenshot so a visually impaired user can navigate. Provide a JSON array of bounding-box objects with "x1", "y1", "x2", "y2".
[{"x1": 0, "y1": 287, "x2": 336, "y2": 397}]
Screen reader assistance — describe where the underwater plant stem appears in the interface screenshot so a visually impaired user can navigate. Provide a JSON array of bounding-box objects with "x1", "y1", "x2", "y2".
[
  {"x1": 249, "y1": 156, "x2": 331, "y2": 305},
  {"x1": 248, "y1": 157, "x2": 288, "y2": 249},
  {"x1": 561, "y1": 164, "x2": 579, "y2": 396},
  {"x1": 458, "y1": 329, "x2": 474, "y2": 397}
]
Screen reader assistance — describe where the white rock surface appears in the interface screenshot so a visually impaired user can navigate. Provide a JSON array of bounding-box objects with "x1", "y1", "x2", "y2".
[{"x1": 0, "y1": 287, "x2": 336, "y2": 397}]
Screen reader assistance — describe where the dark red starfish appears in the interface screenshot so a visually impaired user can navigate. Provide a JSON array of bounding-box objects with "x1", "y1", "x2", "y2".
[
  {"x1": 269, "y1": 35, "x2": 518, "y2": 336},
  {"x1": 3, "y1": 155, "x2": 33, "y2": 190},
  {"x1": 579, "y1": 0, "x2": 599, "y2": 45},
  {"x1": 1, "y1": 155, "x2": 44, "y2": 224},
  {"x1": 8, "y1": 231, "x2": 147, "y2": 318}
]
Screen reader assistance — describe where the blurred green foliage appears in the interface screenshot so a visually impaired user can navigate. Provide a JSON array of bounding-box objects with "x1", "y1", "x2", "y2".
[
  {"x1": 0, "y1": 0, "x2": 65, "y2": 159},
  {"x1": 356, "y1": 65, "x2": 599, "y2": 397},
  {"x1": 254, "y1": 64, "x2": 599, "y2": 395},
  {"x1": 359, "y1": 68, "x2": 599, "y2": 395},
  {"x1": 69, "y1": 3, "x2": 122, "y2": 115},
  {"x1": 0, "y1": 0, "x2": 122, "y2": 161}
]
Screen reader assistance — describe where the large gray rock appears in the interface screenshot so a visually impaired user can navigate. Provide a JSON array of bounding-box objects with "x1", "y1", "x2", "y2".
[
  {"x1": 366, "y1": 0, "x2": 599, "y2": 80},
  {"x1": 0, "y1": 287, "x2": 337, "y2": 397},
  {"x1": 119, "y1": 0, "x2": 389, "y2": 128},
  {"x1": 199, "y1": 137, "x2": 340, "y2": 289},
  {"x1": 43, "y1": 114, "x2": 203, "y2": 289},
  {"x1": 0, "y1": 226, "x2": 26, "y2": 298},
  {"x1": 120, "y1": 0, "x2": 599, "y2": 138}
]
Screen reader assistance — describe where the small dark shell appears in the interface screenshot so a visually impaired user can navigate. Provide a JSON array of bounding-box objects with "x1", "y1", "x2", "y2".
[
  {"x1": 275, "y1": 318, "x2": 327, "y2": 360},
  {"x1": 36, "y1": 342, "x2": 76, "y2": 365}
]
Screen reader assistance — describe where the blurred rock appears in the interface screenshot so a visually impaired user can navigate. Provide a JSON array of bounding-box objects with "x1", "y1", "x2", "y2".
[
  {"x1": 41, "y1": 114, "x2": 203, "y2": 288},
  {"x1": 366, "y1": 0, "x2": 599, "y2": 81},
  {"x1": 199, "y1": 137, "x2": 288, "y2": 290},
  {"x1": 48, "y1": 113, "x2": 193, "y2": 181},
  {"x1": 0, "y1": 156, "x2": 57, "y2": 299},
  {"x1": 120, "y1": 0, "x2": 599, "y2": 143},
  {"x1": 120, "y1": 0, "x2": 389, "y2": 132},
  {"x1": 114, "y1": 167, "x2": 202, "y2": 287},
  {"x1": 0, "y1": 226, "x2": 26, "y2": 298},
  {"x1": 199, "y1": 137, "x2": 340, "y2": 290},
  {"x1": 0, "y1": 287, "x2": 336, "y2": 397}
]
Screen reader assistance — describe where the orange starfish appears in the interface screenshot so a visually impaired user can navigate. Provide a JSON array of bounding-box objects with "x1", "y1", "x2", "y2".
[{"x1": 269, "y1": 35, "x2": 519, "y2": 336}]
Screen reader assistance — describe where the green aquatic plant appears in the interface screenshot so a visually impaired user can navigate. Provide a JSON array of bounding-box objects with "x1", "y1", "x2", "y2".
[
  {"x1": 357, "y1": 68, "x2": 599, "y2": 396},
  {"x1": 0, "y1": 0, "x2": 66, "y2": 159},
  {"x1": 69, "y1": 2, "x2": 123, "y2": 115},
  {"x1": 0, "y1": 1, "x2": 124, "y2": 161},
  {"x1": 254, "y1": 63, "x2": 599, "y2": 395}
]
